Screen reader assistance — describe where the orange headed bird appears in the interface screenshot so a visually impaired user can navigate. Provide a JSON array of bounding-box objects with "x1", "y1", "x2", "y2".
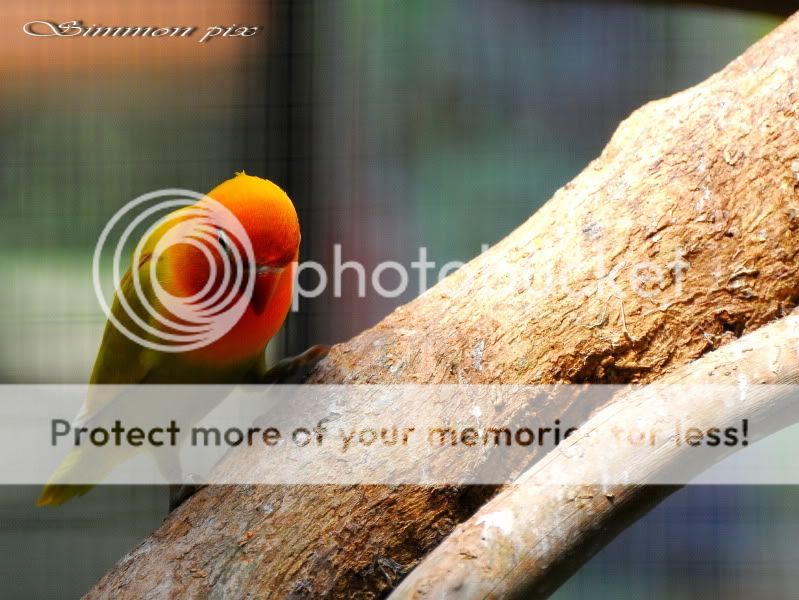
[{"x1": 38, "y1": 173, "x2": 326, "y2": 507}]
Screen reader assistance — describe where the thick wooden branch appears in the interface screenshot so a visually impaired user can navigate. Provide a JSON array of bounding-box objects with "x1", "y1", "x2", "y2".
[
  {"x1": 87, "y1": 13, "x2": 799, "y2": 600},
  {"x1": 390, "y1": 310, "x2": 799, "y2": 599}
]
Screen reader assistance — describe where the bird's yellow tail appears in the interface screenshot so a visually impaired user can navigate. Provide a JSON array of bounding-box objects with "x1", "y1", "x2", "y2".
[
  {"x1": 36, "y1": 448, "x2": 98, "y2": 507},
  {"x1": 37, "y1": 483, "x2": 95, "y2": 507}
]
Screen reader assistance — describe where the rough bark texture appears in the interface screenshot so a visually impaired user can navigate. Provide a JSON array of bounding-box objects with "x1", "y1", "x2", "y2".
[
  {"x1": 390, "y1": 310, "x2": 799, "y2": 599},
  {"x1": 87, "y1": 13, "x2": 799, "y2": 600}
]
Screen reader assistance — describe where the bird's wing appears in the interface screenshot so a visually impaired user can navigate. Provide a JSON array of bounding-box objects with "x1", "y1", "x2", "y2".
[
  {"x1": 38, "y1": 255, "x2": 165, "y2": 506},
  {"x1": 79, "y1": 252, "x2": 162, "y2": 420}
]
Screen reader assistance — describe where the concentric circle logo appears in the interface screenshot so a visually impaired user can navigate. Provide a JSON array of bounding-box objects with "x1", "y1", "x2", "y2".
[{"x1": 92, "y1": 189, "x2": 256, "y2": 353}]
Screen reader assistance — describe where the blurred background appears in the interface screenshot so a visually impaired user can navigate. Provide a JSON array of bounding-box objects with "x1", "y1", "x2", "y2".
[{"x1": 0, "y1": 0, "x2": 794, "y2": 598}]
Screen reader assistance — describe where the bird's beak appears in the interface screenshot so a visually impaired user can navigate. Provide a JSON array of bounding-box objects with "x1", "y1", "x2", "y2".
[{"x1": 247, "y1": 265, "x2": 285, "y2": 314}]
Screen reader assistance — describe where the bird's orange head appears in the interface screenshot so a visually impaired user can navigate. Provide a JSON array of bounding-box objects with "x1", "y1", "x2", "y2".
[
  {"x1": 203, "y1": 172, "x2": 300, "y2": 270},
  {"x1": 154, "y1": 173, "x2": 300, "y2": 363}
]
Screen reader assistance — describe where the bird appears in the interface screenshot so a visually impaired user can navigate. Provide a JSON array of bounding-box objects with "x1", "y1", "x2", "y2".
[{"x1": 37, "y1": 172, "x2": 327, "y2": 507}]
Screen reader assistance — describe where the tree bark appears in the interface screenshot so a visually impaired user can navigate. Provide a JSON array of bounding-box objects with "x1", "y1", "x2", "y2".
[
  {"x1": 389, "y1": 309, "x2": 799, "y2": 599},
  {"x1": 86, "y1": 12, "x2": 799, "y2": 600}
]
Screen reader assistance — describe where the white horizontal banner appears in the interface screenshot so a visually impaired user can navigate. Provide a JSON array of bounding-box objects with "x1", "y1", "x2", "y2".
[{"x1": 3, "y1": 384, "x2": 798, "y2": 485}]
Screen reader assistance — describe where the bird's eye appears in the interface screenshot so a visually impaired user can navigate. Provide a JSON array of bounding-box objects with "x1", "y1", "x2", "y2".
[{"x1": 217, "y1": 229, "x2": 233, "y2": 254}]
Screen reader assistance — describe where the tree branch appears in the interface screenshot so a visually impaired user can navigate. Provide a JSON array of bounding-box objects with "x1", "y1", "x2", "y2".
[
  {"x1": 87, "y1": 12, "x2": 799, "y2": 599},
  {"x1": 390, "y1": 309, "x2": 799, "y2": 599}
]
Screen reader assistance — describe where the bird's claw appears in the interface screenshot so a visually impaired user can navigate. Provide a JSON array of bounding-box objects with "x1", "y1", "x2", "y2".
[{"x1": 261, "y1": 344, "x2": 331, "y2": 384}]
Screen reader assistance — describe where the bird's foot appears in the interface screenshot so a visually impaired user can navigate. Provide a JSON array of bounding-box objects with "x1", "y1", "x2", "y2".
[{"x1": 260, "y1": 344, "x2": 330, "y2": 384}]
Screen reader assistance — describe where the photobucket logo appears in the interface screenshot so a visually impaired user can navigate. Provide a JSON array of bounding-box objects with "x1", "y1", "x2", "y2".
[
  {"x1": 94, "y1": 189, "x2": 696, "y2": 350},
  {"x1": 92, "y1": 189, "x2": 256, "y2": 353}
]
